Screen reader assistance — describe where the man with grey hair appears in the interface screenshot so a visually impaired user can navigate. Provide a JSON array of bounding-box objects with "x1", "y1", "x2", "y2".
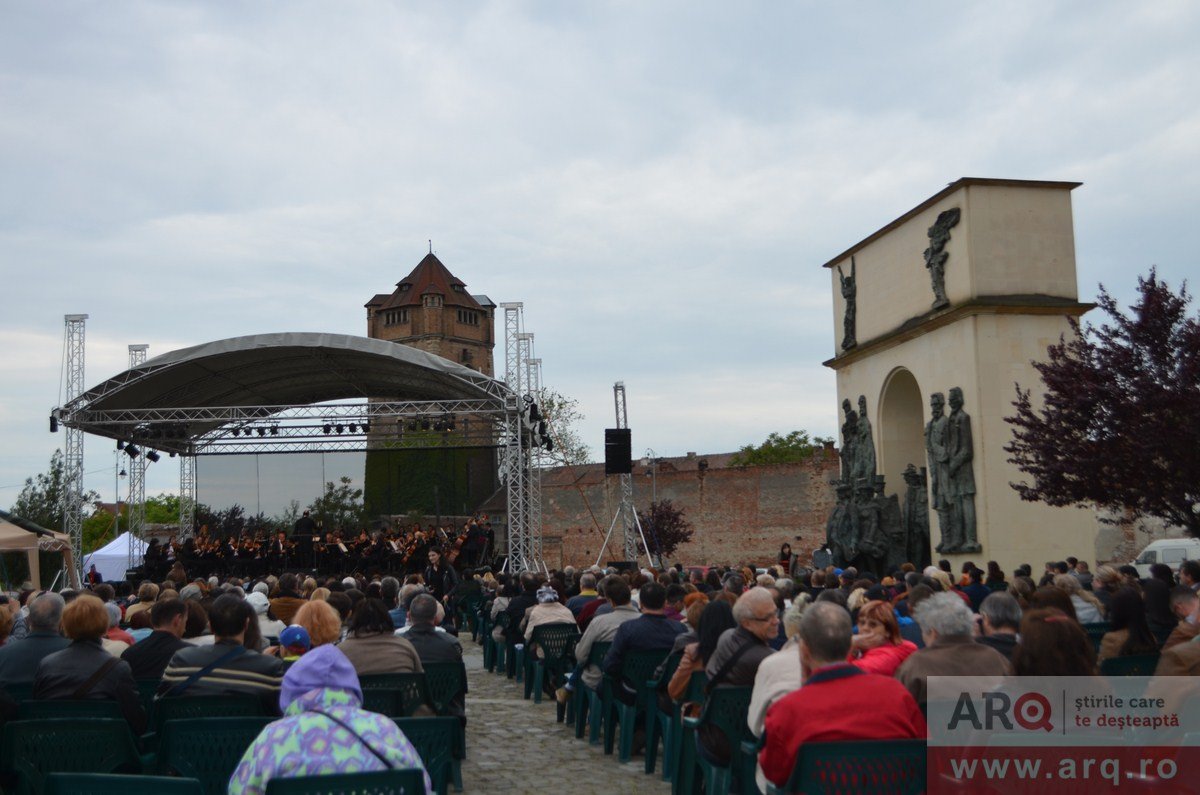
[
  {"x1": 700, "y1": 587, "x2": 779, "y2": 764},
  {"x1": 759, "y1": 602, "x2": 925, "y2": 788},
  {"x1": 0, "y1": 592, "x2": 69, "y2": 687},
  {"x1": 565, "y1": 572, "x2": 600, "y2": 616},
  {"x1": 404, "y1": 593, "x2": 465, "y2": 722},
  {"x1": 976, "y1": 591, "x2": 1022, "y2": 661},
  {"x1": 895, "y1": 591, "x2": 1010, "y2": 709}
]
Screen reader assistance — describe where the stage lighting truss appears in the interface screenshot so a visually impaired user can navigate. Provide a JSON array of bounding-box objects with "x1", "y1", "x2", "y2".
[{"x1": 61, "y1": 399, "x2": 511, "y2": 456}]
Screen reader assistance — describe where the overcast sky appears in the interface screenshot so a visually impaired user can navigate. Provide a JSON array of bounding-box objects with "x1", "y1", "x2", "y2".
[{"x1": 2, "y1": 1, "x2": 1197, "y2": 516}]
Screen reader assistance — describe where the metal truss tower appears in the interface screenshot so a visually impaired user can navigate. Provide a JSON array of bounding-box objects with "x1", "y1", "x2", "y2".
[
  {"x1": 126, "y1": 345, "x2": 149, "y2": 570},
  {"x1": 500, "y1": 303, "x2": 532, "y2": 572},
  {"x1": 179, "y1": 453, "x2": 197, "y2": 539},
  {"x1": 613, "y1": 382, "x2": 640, "y2": 561},
  {"x1": 60, "y1": 314, "x2": 88, "y2": 580},
  {"x1": 523, "y1": 345, "x2": 544, "y2": 571}
]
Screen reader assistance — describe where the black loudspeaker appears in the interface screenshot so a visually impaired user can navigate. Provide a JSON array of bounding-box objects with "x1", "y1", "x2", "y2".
[{"x1": 604, "y1": 428, "x2": 632, "y2": 474}]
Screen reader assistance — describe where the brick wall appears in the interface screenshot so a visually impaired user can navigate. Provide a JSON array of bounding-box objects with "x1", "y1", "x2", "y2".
[{"x1": 539, "y1": 450, "x2": 841, "y2": 569}]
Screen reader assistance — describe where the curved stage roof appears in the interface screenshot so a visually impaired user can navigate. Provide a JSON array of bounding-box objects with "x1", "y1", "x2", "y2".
[{"x1": 61, "y1": 332, "x2": 511, "y2": 451}]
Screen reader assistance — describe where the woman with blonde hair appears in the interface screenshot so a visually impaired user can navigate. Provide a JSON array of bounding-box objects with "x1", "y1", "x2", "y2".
[
  {"x1": 293, "y1": 599, "x2": 342, "y2": 647},
  {"x1": 309, "y1": 587, "x2": 331, "y2": 602},
  {"x1": 1053, "y1": 573, "x2": 1105, "y2": 623}
]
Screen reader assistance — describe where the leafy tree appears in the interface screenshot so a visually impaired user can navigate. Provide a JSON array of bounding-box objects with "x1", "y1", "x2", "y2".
[
  {"x1": 144, "y1": 493, "x2": 180, "y2": 524},
  {"x1": 538, "y1": 389, "x2": 591, "y2": 466},
  {"x1": 9, "y1": 450, "x2": 99, "y2": 532},
  {"x1": 730, "y1": 430, "x2": 834, "y2": 467},
  {"x1": 1005, "y1": 270, "x2": 1200, "y2": 537},
  {"x1": 274, "y1": 499, "x2": 302, "y2": 529},
  {"x1": 82, "y1": 509, "x2": 119, "y2": 554},
  {"x1": 636, "y1": 499, "x2": 694, "y2": 561},
  {"x1": 308, "y1": 477, "x2": 368, "y2": 531}
]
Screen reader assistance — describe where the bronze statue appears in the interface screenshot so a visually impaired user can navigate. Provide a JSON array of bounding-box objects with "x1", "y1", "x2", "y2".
[
  {"x1": 854, "y1": 395, "x2": 877, "y2": 485},
  {"x1": 923, "y1": 207, "x2": 960, "y2": 309},
  {"x1": 839, "y1": 399, "x2": 858, "y2": 484},
  {"x1": 925, "y1": 391, "x2": 954, "y2": 553},
  {"x1": 836, "y1": 256, "x2": 857, "y2": 350},
  {"x1": 946, "y1": 386, "x2": 980, "y2": 553},
  {"x1": 902, "y1": 464, "x2": 931, "y2": 569}
]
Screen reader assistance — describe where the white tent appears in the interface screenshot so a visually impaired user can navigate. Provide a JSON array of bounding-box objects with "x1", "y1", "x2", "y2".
[{"x1": 83, "y1": 532, "x2": 145, "y2": 583}]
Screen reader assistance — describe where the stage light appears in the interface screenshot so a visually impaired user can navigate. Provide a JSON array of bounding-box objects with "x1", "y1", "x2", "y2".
[
  {"x1": 49, "y1": 415, "x2": 58, "y2": 433},
  {"x1": 406, "y1": 421, "x2": 417, "y2": 432},
  {"x1": 323, "y1": 424, "x2": 332, "y2": 434},
  {"x1": 126, "y1": 445, "x2": 141, "y2": 459},
  {"x1": 335, "y1": 424, "x2": 344, "y2": 434},
  {"x1": 146, "y1": 450, "x2": 161, "y2": 463},
  {"x1": 117, "y1": 440, "x2": 125, "y2": 450},
  {"x1": 257, "y1": 427, "x2": 265, "y2": 437},
  {"x1": 420, "y1": 419, "x2": 431, "y2": 431},
  {"x1": 169, "y1": 451, "x2": 176, "y2": 458},
  {"x1": 270, "y1": 426, "x2": 278, "y2": 436},
  {"x1": 362, "y1": 421, "x2": 370, "y2": 433},
  {"x1": 348, "y1": 423, "x2": 357, "y2": 433}
]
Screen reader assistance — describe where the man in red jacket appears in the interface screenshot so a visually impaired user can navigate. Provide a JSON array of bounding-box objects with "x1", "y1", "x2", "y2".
[{"x1": 759, "y1": 602, "x2": 926, "y2": 788}]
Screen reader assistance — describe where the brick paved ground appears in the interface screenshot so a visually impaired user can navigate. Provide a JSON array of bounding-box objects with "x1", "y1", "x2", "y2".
[{"x1": 459, "y1": 636, "x2": 673, "y2": 794}]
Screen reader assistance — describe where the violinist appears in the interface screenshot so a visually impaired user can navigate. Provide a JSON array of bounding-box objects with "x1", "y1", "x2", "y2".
[{"x1": 269, "y1": 530, "x2": 289, "y2": 571}]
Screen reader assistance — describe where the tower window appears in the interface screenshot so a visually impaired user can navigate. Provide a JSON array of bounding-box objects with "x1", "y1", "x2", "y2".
[
  {"x1": 383, "y1": 309, "x2": 409, "y2": 326},
  {"x1": 456, "y1": 309, "x2": 479, "y2": 326}
]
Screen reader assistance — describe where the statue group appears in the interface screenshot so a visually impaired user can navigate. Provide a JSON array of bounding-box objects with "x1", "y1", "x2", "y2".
[
  {"x1": 924, "y1": 386, "x2": 980, "y2": 554},
  {"x1": 824, "y1": 395, "x2": 932, "y2": 574}
]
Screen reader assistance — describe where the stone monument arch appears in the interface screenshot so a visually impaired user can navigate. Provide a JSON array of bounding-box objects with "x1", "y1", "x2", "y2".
[{"x1": 822, "y1": 178, "x2": 1098, "y2": 570}]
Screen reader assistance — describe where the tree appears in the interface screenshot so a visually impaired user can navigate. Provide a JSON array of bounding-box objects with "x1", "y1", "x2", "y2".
[
  {"x1": 9, "y1": 450, "x2": 99, "y2": 532},
  {"x1": 637, "y1": 499, "x2": 694, "y2": 561},
  {"x1": 1005, "y1": 270, "x2": 1200, "y2": 537},
  {"x1": 730, "y1": 430, "x2": 834, "y2": 467},
  {"x1": 308, "y1": 477, "x2": 368, "y2": 531},
  {"x1": 274, "y1": 499, "x2": 302, "y2": 529},
  {"x1": 538, "y1": 389, "x2": 591, "y2": 466},
  {"x1": 143, "y1": 493, "x2": 180, "y2": 524}
]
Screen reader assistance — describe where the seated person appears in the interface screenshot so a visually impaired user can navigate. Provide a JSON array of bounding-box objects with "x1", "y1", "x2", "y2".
[
  {"x1": 33, "y1": 594, "x2": 146, "y2": 734},
  {"x1": 759, "y1": 602, "x2": 926, "y2": 788},
  {"x1": 229, "y1": 644, "x2": 430, "y2": 795}
]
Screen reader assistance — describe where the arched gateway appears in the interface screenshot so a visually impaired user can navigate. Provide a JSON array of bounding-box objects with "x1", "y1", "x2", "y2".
[{"x1": 822, "y1": 178, "x2": 1098, "y2": 571}]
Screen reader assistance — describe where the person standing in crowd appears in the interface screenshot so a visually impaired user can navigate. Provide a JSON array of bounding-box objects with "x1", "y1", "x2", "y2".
[{"x1": 424, "y1": 548, "x2": 459, "y2": 605}]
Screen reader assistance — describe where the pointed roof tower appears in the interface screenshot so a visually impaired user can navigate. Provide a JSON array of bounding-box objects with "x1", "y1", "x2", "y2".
[{"x1": 365, "y1": 252, "x2": 483, "y2": 312}]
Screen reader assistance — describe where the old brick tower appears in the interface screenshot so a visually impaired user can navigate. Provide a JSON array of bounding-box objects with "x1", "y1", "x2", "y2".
[
  {"x1": 364, "y1": 252, "x2": 496, "y2": 376},
  {"x1": 362, "y1": 252, "x2": 498, "y2": 520}
]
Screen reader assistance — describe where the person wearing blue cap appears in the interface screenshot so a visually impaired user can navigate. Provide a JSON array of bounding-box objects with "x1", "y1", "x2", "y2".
[{"x1": 229, "y1": 644, "x2": 431, "y2": 795}]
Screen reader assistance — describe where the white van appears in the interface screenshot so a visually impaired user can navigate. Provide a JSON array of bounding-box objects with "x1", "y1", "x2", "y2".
[{"x1": 1132, "y1": 538, "x2": 1200, "y2": 579}]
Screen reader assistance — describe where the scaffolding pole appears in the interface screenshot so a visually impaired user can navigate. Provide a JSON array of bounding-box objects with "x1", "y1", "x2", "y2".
[
  {"x1": 126, "y1": 345, "x2": 148, "y2": 571},
  {"x1": 60, "y1": 314, "x2": 88, "y2": 584},
  {"x1": 179, "y1": 453, "x2": 196, "y2": 538},
  {"x1": 500, "y1": 303, "x2": 531, "y2": 572},
  {"x1": 614, "y1": 382, "x2": 639, "y2": 561}
]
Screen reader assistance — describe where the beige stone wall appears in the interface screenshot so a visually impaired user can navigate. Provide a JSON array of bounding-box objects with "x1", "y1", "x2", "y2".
[{"x1": 829, "y1": 181, "x2": 1081, "y2": 351}]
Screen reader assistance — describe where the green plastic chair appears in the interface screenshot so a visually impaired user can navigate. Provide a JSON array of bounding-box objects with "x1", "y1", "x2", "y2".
[
  {"x1": 493, "y1": 612, "x2": 513, "y2": 676},
  {"x1": 1099, "y1": 653, "x2": 1161, "y2": 677},
  {"x1": 151, "y1": 694, "x2": 268, "y2": 736},
  {"x1": 660, "y1": 670, "x2": 707, "y2": 784},
  {"x1": 19, "y1": 700, "x2": 124, "y2": 720},
  {"x1": 523, "y1": 622, "x2": 580, "y2": 709},
  {"x1": 156, "y1": 716, "x2": 273, "y2": 795},
  {"x1": 603, "y1": 649, "x2": 669, "y2": 761},
  {"x1": 569, "y1": 640, "x2": 610, "y2": 741},
  {"x1": 265, "y1": 768, "x2": 429, "y2": 795},
  {"x1": 479, "y1": 611, "x2": 497, "y2": 671},
  {"x1": 676, "y1": 686, "x2": 753, "y2": 795},
  {"x1": 134, "y1": 679, "x2": 159, "y2": 725},
  {"x1": 3, "y1": 683, "x2": 34, "y2": 707},
  {"x1": 644, "y1": 651, "x2": 683, "y2": 777},
  {"x1": 1081, "y1": 622, "x2": 1111, "y2": 654},
  {"x1": 419, "y1": 662, "x2": 467, "y2": 790},
  {"x1": 359, "y1": 674, "x2": 433, "y2": 718},
  {"x1": 45, "y1": 772, "x2": 203, "y2": 795},
  {"x1": 764, "y1": 738, "x2": 926, "y2": 795},
  {"x1": 394, "y1": 717, "x2": 456, "y2": 795},
  {"x1": 0, "y1": 718, "x2": 142, "y2": 795}
]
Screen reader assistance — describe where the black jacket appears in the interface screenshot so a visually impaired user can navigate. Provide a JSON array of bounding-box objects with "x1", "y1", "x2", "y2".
[
  {"x1": 33, "y1": 639, "x2": 146, "y2": 734},
  {"x1": 120, "y1": 630, "x2": 190, "y2": 680}
]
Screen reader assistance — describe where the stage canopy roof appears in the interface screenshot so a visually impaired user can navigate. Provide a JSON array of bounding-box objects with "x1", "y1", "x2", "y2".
[{"x1": 59, "y1": 332, "x2": 512, "y2": 454}]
